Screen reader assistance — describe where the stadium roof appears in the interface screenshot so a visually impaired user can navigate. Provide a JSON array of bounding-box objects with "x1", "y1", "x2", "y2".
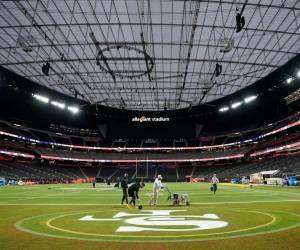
[{"x1": 0, "y1": 0, "x2": 299, "y2": 111}]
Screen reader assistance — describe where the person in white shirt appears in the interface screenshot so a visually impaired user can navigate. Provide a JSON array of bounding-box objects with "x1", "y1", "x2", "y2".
[
  {"x1": 149, "y1": 174, "x2": 163, "y2": 205},
  {"x1": 211, "y1": 174, "x2": 219, "y2": 194}
]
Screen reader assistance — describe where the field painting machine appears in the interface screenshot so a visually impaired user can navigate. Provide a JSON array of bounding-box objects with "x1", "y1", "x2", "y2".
[{"x1": 164, "y1": 186, "x2": 190, "y2": 206}]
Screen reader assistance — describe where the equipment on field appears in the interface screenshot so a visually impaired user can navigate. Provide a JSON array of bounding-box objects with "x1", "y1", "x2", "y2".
[
  {"x1": 0, "y1": 179, "x2": 5, "y2": 186},
  {"x1": 287, "y1": 176, "x2": 299, "y2": 186},
  {"x1": 136, "y1": 198, "x2": 143, "y2": 210},
  {"x1": 164, "y1": 186, "x2": 190, "y2": 206}
]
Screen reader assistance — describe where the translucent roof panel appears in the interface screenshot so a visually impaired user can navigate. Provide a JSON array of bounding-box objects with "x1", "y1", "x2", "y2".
[{"x1": 0, "y1": 0, "x2": 299, "y2": 110}]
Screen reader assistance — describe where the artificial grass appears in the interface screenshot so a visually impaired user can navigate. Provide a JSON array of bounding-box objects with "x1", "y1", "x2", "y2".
[{"x1": 0, "y1": 182, "x2": 299, "y2": 249}]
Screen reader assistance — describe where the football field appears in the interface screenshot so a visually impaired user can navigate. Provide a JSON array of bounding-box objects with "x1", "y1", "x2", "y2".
[{"x1": 0, "y1": 182, "x2": 300, "y2": 250}]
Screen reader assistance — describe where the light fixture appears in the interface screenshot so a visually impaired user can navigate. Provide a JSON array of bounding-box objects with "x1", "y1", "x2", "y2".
[
  {"x1": 67, "y1": 106, "x2": 79, "y2": 114},
  {"x1": 219, "y1": 106, "x2": 229, "y2": 112},
  {"x1": 51, "y1": 101, "x2": 65, "y2": 109},
  {"x1": 42, "y1": 62, "x2": 50, "y2": 76},
  {"x1": 231, "y1": 101, "x2": 242, "y2": 109},
  {"x1": 236, "y1": 12, "x2": 245, "y2": 33},
  {"x1": 297, "y1": 70, "x2": 300, "y2": 78},
  {"x1": 286, "y1": 77, "x2": 293, "y2": 84},
  {"x1": 215, "y1": 62, "x2": 222, "y2": 77},
  {"x1": 244, "y1": 95, "x2": 257, "y2": 103},
  {"x1": 32, "y1": 94, "x2": 49, "y2": 103}
]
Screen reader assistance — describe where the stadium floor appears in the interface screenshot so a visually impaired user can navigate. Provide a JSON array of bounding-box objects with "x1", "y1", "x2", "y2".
[{"x1": 0, "y1": 182, "x2": 299, "y2": 250}]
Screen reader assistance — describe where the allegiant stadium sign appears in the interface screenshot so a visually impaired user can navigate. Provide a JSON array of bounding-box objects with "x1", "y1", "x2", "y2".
[{"x1": 132, "y1": 116, "x2": 170, "y2": 122}]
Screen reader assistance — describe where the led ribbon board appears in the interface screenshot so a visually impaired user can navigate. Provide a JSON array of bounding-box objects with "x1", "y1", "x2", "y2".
[
  {"x1": 250, "y1": 141, "x2": 300, "y2": 157},
  {"x1": 40, "y1": 154, "x2": 244, "y2": 163},
  {"x1": 0, "y1": 149, "x2": 35, "y2": 159},
  {"x1": 0, "y1": 120, "x2": 299, "y2": 152}
]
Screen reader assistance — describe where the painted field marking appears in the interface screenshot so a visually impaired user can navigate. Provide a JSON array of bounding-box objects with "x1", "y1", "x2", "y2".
[
  {"x1": 79, "y1": 210, "x2": 228, "y2": 232},
  {"x1": 0, "y1": 197, "x2": 40, "y2": 200},
  {"x1": 14, "y1": 209, "x2": 300, "y2": 243},
  {"x1": 44, "y1": 209, "x2": 275, "y2": 238},
  {"x1": 14, "y1": 219, "x2": 300, "y2": 243},
  {"x1": 11, "y1": 197, "x2": 37, "y2": 202},
  {"x1": 61, "y1": 187, "x2": 114, "y2": 190}
]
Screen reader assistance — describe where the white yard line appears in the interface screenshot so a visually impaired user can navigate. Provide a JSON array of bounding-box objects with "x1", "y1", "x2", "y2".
[
  {"x1": 0, "y1": 199, "x2": 299, "y2": 206},
  {"x1": 192, "y1": 200, "x2": 300, "y2": 204},
  {"x1": 10, "y1": 197, "x2": 38, "y2": 202}
]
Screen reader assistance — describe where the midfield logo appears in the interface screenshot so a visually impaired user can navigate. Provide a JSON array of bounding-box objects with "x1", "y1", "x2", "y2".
[{"x1": 79, "y1": 210, "x2": 228, "y2": 232}]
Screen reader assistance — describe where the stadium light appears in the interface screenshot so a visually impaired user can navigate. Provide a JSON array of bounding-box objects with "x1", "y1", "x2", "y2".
[
  {"x1": 67, "y1": 106, "x2": 79, "y2": 114},
  {"x1": 244, "y1": 95, "x2": 257, "y2": 103},
  {"x1": 286, "y1": 77, "x2": 293, "y2": 84},
  {"x1": 51, "y1": 101, "x2": 65, "y2": 109},
  {"x1": 32, "y1": 94, "x2": 49, "y2": 104},
  {"x1": 219, "y1": 106, "x2": 229, "y2": 112},
  {"x1": 231, "y1": 101, "x2": 242, "y2": 109}
]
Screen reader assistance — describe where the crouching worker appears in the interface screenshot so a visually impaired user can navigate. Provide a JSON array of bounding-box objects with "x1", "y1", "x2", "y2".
[{"x1": 128, "y1": 181, "x2": 145, "y2": 207}]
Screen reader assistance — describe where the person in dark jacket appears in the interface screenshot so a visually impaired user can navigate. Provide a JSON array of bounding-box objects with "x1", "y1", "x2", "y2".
[
  {"x1": 129, "y1": 182, "x2": 145, "y2": 207},
  {"x1": 120, "y1": 173, "x2": 129, "y2": 205}
]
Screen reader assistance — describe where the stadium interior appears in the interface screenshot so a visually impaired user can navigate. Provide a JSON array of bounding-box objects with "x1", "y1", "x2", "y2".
[{"x1": 0, "y1": 1, "x2": 300, "y2": 249}]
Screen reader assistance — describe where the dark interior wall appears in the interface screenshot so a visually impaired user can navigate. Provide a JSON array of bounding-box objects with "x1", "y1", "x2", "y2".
[
  {"x1": 0, "y1": 66, "x2": 94, "y2": 129},
  {"x1": 0, "y1": 89, "x2": 87, "y2": 129},
  {"x1": 0, "y1": 54, "x2": 299, "y2": 137},
  {"x1": 202, "y1": 96, "x2": 289, "y2": 134},
  {"x1": 107, "y1": 122, "x2": 195, "y2": 139}
]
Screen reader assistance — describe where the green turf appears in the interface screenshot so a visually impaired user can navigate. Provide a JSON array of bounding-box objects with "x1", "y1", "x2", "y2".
[{"x1": 0, "y1": 182, "x2": 300, "y2": 249}]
